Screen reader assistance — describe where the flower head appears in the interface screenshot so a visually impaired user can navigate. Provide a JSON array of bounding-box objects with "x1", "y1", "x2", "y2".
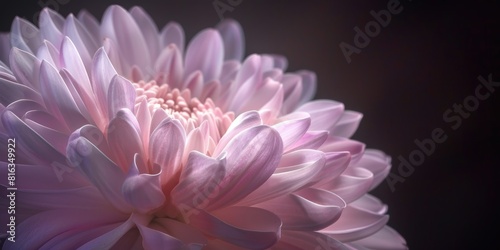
[{"x1": 0, "y1": 5, "x2": 407, "y2": 249}]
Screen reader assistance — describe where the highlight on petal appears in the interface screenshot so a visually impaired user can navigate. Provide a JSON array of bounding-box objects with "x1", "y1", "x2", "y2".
[{"x1": 184, "y1": 29, "x2": 223, "y2": 82}]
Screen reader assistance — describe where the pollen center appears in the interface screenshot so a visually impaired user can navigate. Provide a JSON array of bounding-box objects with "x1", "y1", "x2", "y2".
[{"x1": 133, "y1": 80, "x2": 235, "y2": 146}]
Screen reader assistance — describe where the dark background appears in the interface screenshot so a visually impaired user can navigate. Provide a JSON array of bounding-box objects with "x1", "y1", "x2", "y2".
[{"x1": 1, "y1": 0, "x2": 499, "y2": 249}]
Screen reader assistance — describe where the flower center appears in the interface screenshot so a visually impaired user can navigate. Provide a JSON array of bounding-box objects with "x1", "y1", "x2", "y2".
[{"x1": 133, "y1": 80, "x2": 235, "y2": 149}]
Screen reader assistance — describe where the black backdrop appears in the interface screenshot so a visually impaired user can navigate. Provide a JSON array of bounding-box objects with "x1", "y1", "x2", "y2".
[{"x1": 1, "y1": 0, "x2": 499, "y2": 249}]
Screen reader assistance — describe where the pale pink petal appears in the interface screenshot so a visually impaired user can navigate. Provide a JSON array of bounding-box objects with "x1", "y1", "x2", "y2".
[
  {"x1": 130, "y1": 6, "x2": 160, "y2": 58},
  {"x1": 40, "y1": 223, "x2": 122, "y2": 250},
  {"x1": 36, "y1": 40, "x2": 61, "y2": 68},
  {"x1": 10, "y1": 17, "x2": 42, "y2": 53},
  {"x1": 66, "y1": 136, "x2": 131, "y2": 212},
  {"x1": 320, "y1": 205, "x2": 389, "y2": 242},
  {"x1": 107, "y1": 75, "x2": 136, "y2": 120},
  {"x1": 259, "y1": 83, "x2": 284, "y2": 123},
  {"x1": 0, "y1": 72, "x2": 42, "y2": 106},
  {"x1": 122, "y1": 154, "x2": 165, "y2": 213},
  {"x1": 297, "y1": 70, "x2": 317, "y2": 105},
  {"x1": 39, "y1": 8, "x2": 65, "y2": 49},
  {"x1": 263, "y1": 54, "x2": 288, "y2": 71},
  {"x1": 63, "y1": 14, "x2": 99, "y2": 70},
  {"x1": 2, "y1": 111, "x2": 66, "y2": 164},
  {"x1": 240, "y1": 77, "x2": 281, "y2": 113},
  {"x1": 100, "y1": 5, "x2": 151, "y2": 75},
  {"x1": 213, "y1": 110, "x2": 262, "y2": 156},
  {"x1": 239, "y1": 149, "x2": 325, "y2": 206},
  {"x1": 272, "y1": 112, "x2": 311, "y2": 149},
  {"x1": 160, "y1": 21, "x2": 185, "y2": 54},
  {"x1": 189, "y1": 207, "x2": 281, "y2": 249},
  {"x1": 13, "y1": 186, "x2": 113, "y2": 211},
  {"x1": 8, "y1": 47, "x2": 42, "y2": 89},
  {"x1": 229, "y1": 54, "x2": 263, "y2": 112},
  {"x1": 272, "y1": 231, "x2": 349, "y2": 250},
  {"x1": 92, "y1": 48, "x2": 118, "y2": 117},
  {"x1": 281, "y1": 74, "x2": 303, "y2": 113},
  {"x1": 255, "y1": 188, "x2": 345, "y2": 231},
  {"x1": 207, "y1": 125, "x2": 283, "y2": 209},
  {"x1": 39, "y1": 60, "x2": 87, "y2": 130},
  {"x1": 183, "y1": 70, "x2": 203, "y2": 97},
  {"x1": 356, "y1": 149, "x2": 391, "y2": 190},
  {"x1": 350, "y1": 194, "x2": 387, "y2": 215},
  {"x1": 296, "y1": 100, "x2": 345, "y2": 131},
  {"x1": 151, "y1": 218, "x2": 208, "y2": 246},
  {"x1": 0, "y1": 162, "x2": 88, "y2": 190},
  {"x1": 107, "y1": 109, "x2": 144, "y2": 172},
  {"x1": 287, "y1": 130, "x2": 329, "y2": 152},
  {"x1": 184, "y1": 29, "x2": 223, "y2": 82},
  {"x1": 320, "y1": 136, "x2": 366, "y2": 163},
  {"x1": 1, "y1": 208, "x2": 127, "y2": 250},
  {"x1": 149, "y1": 118, "x2": 185, "y2": 182},
  {"x1": 331, "y1": 111, "x2": 363, "y2": 138},
  {"x1": 24, "y1": 116, "x2": 69, "y2": 153},
  {"x1": 136, "y1": 224, "x2": 185, "y2": 249},
  {"x1": 77, "y1": 10, "x2": 100, "y2": 40},
  {"x1": 134, "y1": 99, "x2": 150, "y2": 150},
  {"x1": 69, "y1": 124, "x2": 110, "y2": 155},
  {"x1": 312, "y1": 151, "x2": 351, "y2": 187},
  {"x1": 317, "y1": 167, "x2": 374, "y2": 203},
  {"x1": 349, "y1": 226, "x2": 407, "y2": 250},
  {"x1": 183, "y1": 121, "x2": 210, "y2": 161},
  {"x1": 154, "y1": 44, "x2": 183, "y2": 88},
  {"x1": 216, "y1": 19, "x2": 244, "y2": 61},
  {"x1": 171, "y1": 151, "x2": 226, "y2": 220},
  {"x1": 78, "y1": 215, "x2": 136, "y2": 250}
]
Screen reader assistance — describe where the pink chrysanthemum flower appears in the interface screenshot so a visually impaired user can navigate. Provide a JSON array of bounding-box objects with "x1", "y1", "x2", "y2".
[{"x1": 0, "y1": 5, "x2": 407, "y2": 249}]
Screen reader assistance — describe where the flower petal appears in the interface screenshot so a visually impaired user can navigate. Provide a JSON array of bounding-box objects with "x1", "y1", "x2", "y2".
[
  {"x1": 255, "y1": 188, "x2": 346, "y2": 231},
  {"x1": 130, "y1": 6, "x2": 160, "y2": 59},
  {"x1": 2, "y1": 111, "x2": 66, "y2": 164},
  {"x1": 39, "y1": 8, "x2": 65, "y2": 49},
  {"x1": 10, "y1": 17, "x2": 42, "y2": 54},
  {"x1": 356, "y1": 149, "x2": 391, "y2": 190},
  {"x1": 213, "y1": 110, "x2": 262, "y2": 156},
  {"x1": 39, "y1": 60, "x2": 87, "y2": 131},
  {"x1": 320, "y1": 205, "x2": 389, "y2": 242},
  {"x1": 0, "y1": 73, "x2": 42, "y2": 106},
  {"x1": 1, "y1": 208, "x2": 127, "y2": 250},
  {"x1": 154, "y1": 44, "x2": 183, "y2": 88},
  {"x1": 272, "y1": 231, "x2": 349, "y2": 250},
  {"x1": 77, "y1": 214, "x2": 136, "y2": 250},
  {"x1": 296, "y1": 100, "x2": 345, "y2": 131},
  {"x1": 184, "y1": 29, "x2": 223, "y2": 82},
  {"x1": 317, "y1": 167, "x2": 374, "y2": 203},
  {"x1": 297, "y1": 70, "x2": 317, "y2": 105},
  {"x1": 149, "y1": 118, "x2": 185, "y2": 183},
  {"x1": 107, "y1": 75, "x2": 136, "y2": 120},
  {"x1": 189, "y1": 207, "x2": 281, "y2": 249},
  {"x1": 272, "y1": 112, "x2": 311, "y2": 149},
  {"x1": 63, "y1": 14, "x2": 99, "y2": 70},
  {"x1": 101, "y1": 5, "x2": 151, "y2": 75},
  {"x1": 349, "y1": 226, "x2": 407, "y2": 250},
  {"x1": 67, "y1": 136, "x2": 131, "y2": 212},
  {"x1": 160, "y1": 21, "x2": 185, "y2": 54},
  {"x1": 171, "y1": 151, "x2": 226, "y2": 220},
  {"x1": 107, "y1": 109, "x2": 144, "y2": 172},
  {"x1": 216, "y1": 19, "x2": 244, "y2": 61},
  {"x1": 122, "y1": 154, "x2": 165, "y2": 214},
  {"x1": 208, "y1": 125, "x2": 283, "y2": 209},
  {"x1": 331, "y1": 110, "x2": 363, "y2": 138},
  {"x1": 92, "y1": 48, "x2": 118, "y2": 118},
  {"x1": 238, "y1": 149, "x2": 325, "y2": 206}
]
